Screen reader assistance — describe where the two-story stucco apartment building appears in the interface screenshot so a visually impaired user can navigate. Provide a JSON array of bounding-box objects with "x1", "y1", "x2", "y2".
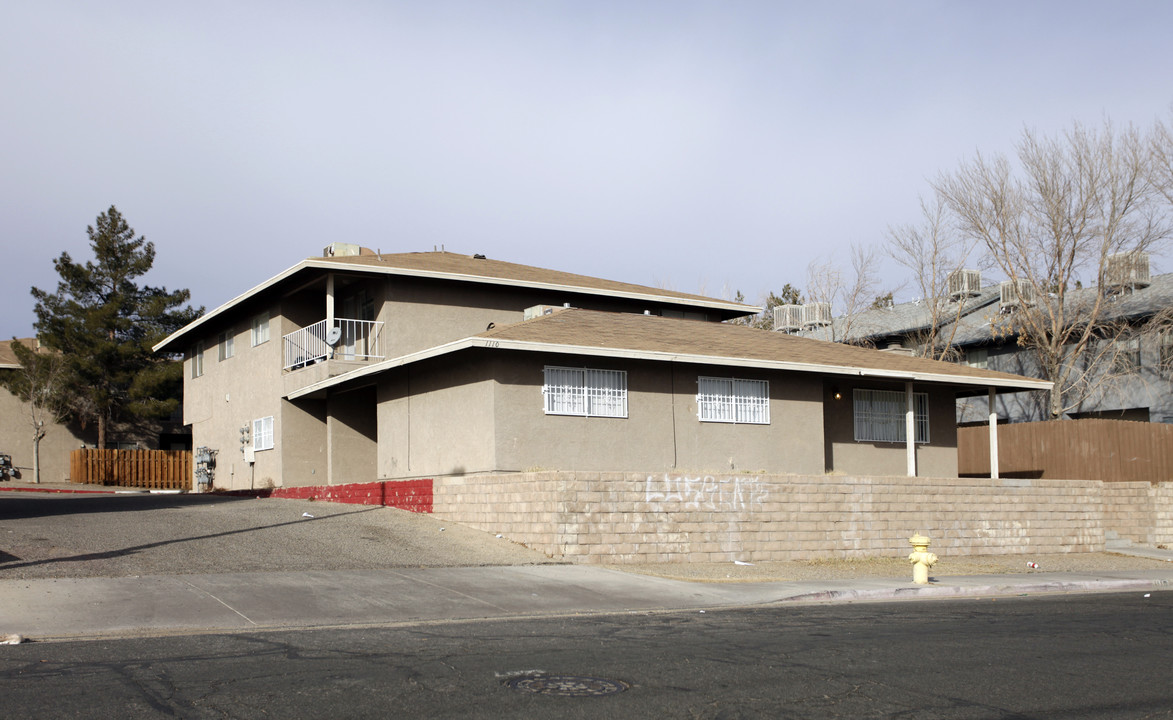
[{"x1": 153, "y1": 245, "x2": 1049, "y2": 492}]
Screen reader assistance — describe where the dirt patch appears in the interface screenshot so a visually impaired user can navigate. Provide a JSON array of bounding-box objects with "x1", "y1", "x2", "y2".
[{"x1": 607, "y1": 552, "x2": 1173, "y2": 583}]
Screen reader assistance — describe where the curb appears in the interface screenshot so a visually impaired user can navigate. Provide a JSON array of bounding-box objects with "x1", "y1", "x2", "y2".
[
  {"x1": 780, "y1": 577, "x2": 1173, "y2": 604},
  {"x1": 0, "y1": 486, "x2": 116, "y2": 495}
]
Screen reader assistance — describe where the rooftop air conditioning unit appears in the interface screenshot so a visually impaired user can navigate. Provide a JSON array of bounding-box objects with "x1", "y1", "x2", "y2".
[
  {"x1": 801, "y1": 302, "x2": 833, "y2": 328},
  {"x1": 523, "y1": 304, "x2": 561, "y2": 321},
  {"x1": 322, "y1": 242, "x2": 363, "y2": 258},
  {"x1": 999, "y1": 279, "x2": 1036, "y2": 312},
  {"x1": 773, "y1": 304, "x2": 804, "y2": 333},
  {"x1": 948, "y1": 269, "x2": 982, "y2": 300},
  {"x1": 1104, "y1": 251, "x2": 1151, "y2": 291}
]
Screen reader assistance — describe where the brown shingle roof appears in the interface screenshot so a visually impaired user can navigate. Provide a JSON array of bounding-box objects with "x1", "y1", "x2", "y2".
[
  {"x1": 0, "y1": 338, "x2": 47, "y2": 368},
  {"x1": 155, "y1": 251, "x2": 756, "y2": 353},
  {"x1": 288, "y1": 308, "x2": 1051, "y2": 400},
  {"x1": 478, "y1": 308, "x2": 1049, "y2": 388},
  {"x1": 320, "y1": 251, "x2": 750, "y2": 311}
]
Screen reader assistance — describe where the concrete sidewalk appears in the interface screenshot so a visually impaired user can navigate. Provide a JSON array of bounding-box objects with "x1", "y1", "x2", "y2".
[
  {"x1": 3, "y1": 482, "x2": 1172, "y2": 642},
  {"x1": 3, "y1": 563, "x2": 1172, "y2": 642}
]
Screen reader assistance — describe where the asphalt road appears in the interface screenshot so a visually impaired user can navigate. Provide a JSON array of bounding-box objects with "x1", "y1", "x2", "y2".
[{"x1": 3, "y1": 592, "x2": 1170, "y2": 719}]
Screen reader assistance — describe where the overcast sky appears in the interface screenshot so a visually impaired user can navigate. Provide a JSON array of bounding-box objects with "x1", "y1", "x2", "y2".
[{"x1": 3, "y1": 1, "x2": 1172, "y2": 340}]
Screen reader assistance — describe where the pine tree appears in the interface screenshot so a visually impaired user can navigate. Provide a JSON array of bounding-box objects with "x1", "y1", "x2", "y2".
[{"x1": 30, "y1": 206, "x2": 202, "y2": 449}]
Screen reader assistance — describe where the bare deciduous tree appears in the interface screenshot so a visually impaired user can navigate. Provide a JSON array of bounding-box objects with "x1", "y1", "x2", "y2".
[
  {"x1": 933, "y1": 120, "x2": 1172, "y2": 418},
  {"x1": 0, "y1": 340, "x2": 71, "y2": 484},
  {"x1": 886, "y1": 196, "x2": 982, "y2": 360},
  {"x1": 805, "y1": 244, "x2": 880, "y2": 343}
]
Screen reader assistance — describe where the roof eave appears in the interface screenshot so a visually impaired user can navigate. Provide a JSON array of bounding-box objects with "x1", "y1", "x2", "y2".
[
  {"x1": 286, "y1": 336, "x2": 1053, "y2": 399},
  {"x1": 154, "y1": 258, "x2": 759, "y2": 353},
  {"x1": 153, "y1": 260, "x2": 315, "y2": 353}
]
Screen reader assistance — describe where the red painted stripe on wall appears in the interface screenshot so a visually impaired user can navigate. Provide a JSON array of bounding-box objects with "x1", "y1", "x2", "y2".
[{"x1": 268, "y1": 480, "x2": 433, "y2": 513}]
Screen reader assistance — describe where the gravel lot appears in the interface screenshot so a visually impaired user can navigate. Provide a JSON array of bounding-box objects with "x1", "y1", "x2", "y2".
[{"x1": 2, "y1": 490, "x2": 1170, "y2": 582}]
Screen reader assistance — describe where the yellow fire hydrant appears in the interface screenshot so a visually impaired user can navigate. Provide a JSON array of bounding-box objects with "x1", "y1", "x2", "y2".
[{"x1": 908, "y1": 532, "x2": 938, "y2": 585}]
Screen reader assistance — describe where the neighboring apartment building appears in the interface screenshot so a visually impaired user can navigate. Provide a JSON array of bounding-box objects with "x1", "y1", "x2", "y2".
[
  {"x1": 153, "y1": 245, "x2": 1049, "y2": 491},
  {"x1": 789, "y1": 268, "x2": 1173, "y2": 425},
  {"x1": 0, "y1": 339, "x2": 94, "y2": 483},
  {"x1": 1, "y1": 338, "x2": 191, "y2": 483}
]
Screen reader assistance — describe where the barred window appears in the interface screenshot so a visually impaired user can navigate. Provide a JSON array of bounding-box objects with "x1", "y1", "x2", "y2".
[
  {"x1": 697, "y1": 377, "x2": 770, "y2": 424},
  {"x1": 543, "y1": 367, "x2": 627, "y2": 418},
  {"x1": 253, "y1": 416, "x2": 274, "y2": 451},
  {"x1": 853, "y1": 389, "x2": 929, "y2": 444},
  {"x1": 1161, "y1": 331, "x2": 1173, "y2": 376}
]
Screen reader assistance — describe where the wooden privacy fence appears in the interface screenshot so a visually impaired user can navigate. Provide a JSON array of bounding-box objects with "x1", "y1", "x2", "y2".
[
  {"x1": 959, "y1": 419, "x2": 1173, "y2": 482},
  {"x1": 70, "y1": 449, "x2": 192, "y2": 490}
]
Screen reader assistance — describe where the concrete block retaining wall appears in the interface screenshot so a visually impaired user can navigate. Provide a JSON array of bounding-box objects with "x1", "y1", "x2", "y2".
[
  {"x1": 430, "y1": 472, "x2": 1109, "y2": 564},
  {"x1": 1103, "y1": 482, "x2": 1173, "y2": 547}
]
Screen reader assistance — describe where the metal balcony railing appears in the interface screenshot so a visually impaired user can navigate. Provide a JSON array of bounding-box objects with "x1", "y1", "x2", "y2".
[{"x1": 283, "y1": 318, "x2": 385, "y2": 371}]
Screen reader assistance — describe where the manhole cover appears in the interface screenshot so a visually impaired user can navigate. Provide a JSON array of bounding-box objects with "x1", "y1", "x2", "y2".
[{"x1": 504, "y1": 675, "x2": 629, "y2": 697}]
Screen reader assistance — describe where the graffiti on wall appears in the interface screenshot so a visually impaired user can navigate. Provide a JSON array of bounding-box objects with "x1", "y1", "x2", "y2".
[{"x1": 644, "y1": 474, "x2": 768, "y2": 512}]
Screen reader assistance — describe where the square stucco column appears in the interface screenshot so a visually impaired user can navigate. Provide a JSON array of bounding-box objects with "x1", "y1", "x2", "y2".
[
  {"x1": 989, "y1": 387, "x2": 999, "y2": 480},
  {"x1": 905, "y1": 381, "x2": 916, "y2": 477}
]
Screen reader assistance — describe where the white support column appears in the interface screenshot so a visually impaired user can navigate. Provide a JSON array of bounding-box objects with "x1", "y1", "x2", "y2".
[
  {"x1": 905, "y1": 381, "x2": 916, "y2": 477},
  {"x1": 326, "y1": 273, "x2": 335, "y2": 327},
  {"x1": 988, "y1": 387, "x2": 999, "y2": 480}
]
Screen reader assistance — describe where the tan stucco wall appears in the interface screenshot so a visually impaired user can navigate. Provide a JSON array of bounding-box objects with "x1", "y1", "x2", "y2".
[
  {"x1": 491, "y1": 355, "x2": 826, "y2": 475},
  {"x1": 432, "y1": 472, "x2": 1106, "y2": 563},
  {"x1": 371, "y1": 351, "x2": 870, "y2": 480},
  {"x1": 281, "y1": 398, "x2": 326, "y2": 487},
  {"x1": 822, "y1": 379, "x2": 959, "y2": 477},
  {"x1": 375, "y1": 355, "x2": 497, "y2": 479},
  {"x1": 378, "y1": 277, "x2": 719, "y2": 358},
  {"x1": 326, "y1": 386, "x2": 377, "y2": 485},
  {"x1": 0, "y1": 385, "x2": 93, "y2": 483},
  {"x1": 183, "y1": 300, "x2": 287, "y2": 490}
]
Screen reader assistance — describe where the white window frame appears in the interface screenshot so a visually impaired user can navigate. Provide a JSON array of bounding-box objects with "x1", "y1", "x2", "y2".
[
  {"x1": 1112, "y1": 336, "x2": 1141, "y2": 374},
  {"x1": 963, "y1": 348, "x2": 988, "y2": 370},
  {"x1": 853, "y1": 388, "x2": 929, "y2": 444},
  {"x1": 1160, "y1": 331, "x2": 1173, "y2": 376},
  {"x1": 253, "y1": 416, "x2": 274, "y2": 451},
  {"x1": 218, "y1": 331, "x2": 234, "y2": 361},
  {"x1": 697, "y1": 376, "x2": 770, "y2": 424},
  {"x1": 191, "y1": 342, "x2": 204, "y2": 378},
  {"x1": 542, "y1": 366, "x2": 627, "y2": 418},
  {"x1": 251, "y1": 312, "x2": 270, "y2": 347}
]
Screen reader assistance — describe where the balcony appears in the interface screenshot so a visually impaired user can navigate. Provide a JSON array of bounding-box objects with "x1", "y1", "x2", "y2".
[{"x1": 283, "y1": 318, "x2": 385, "y2": 372}]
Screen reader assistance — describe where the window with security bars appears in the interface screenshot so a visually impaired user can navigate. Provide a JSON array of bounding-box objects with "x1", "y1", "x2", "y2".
[
  {"x1": 853, "y1": 389, "x2": 929, "y2": 444},
  {"x1": 697, "y1": 377, "x2": 770, "y2": 424},
  {"x1": 543, "y1": 367, "x2": 627, "y2": 418}
]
